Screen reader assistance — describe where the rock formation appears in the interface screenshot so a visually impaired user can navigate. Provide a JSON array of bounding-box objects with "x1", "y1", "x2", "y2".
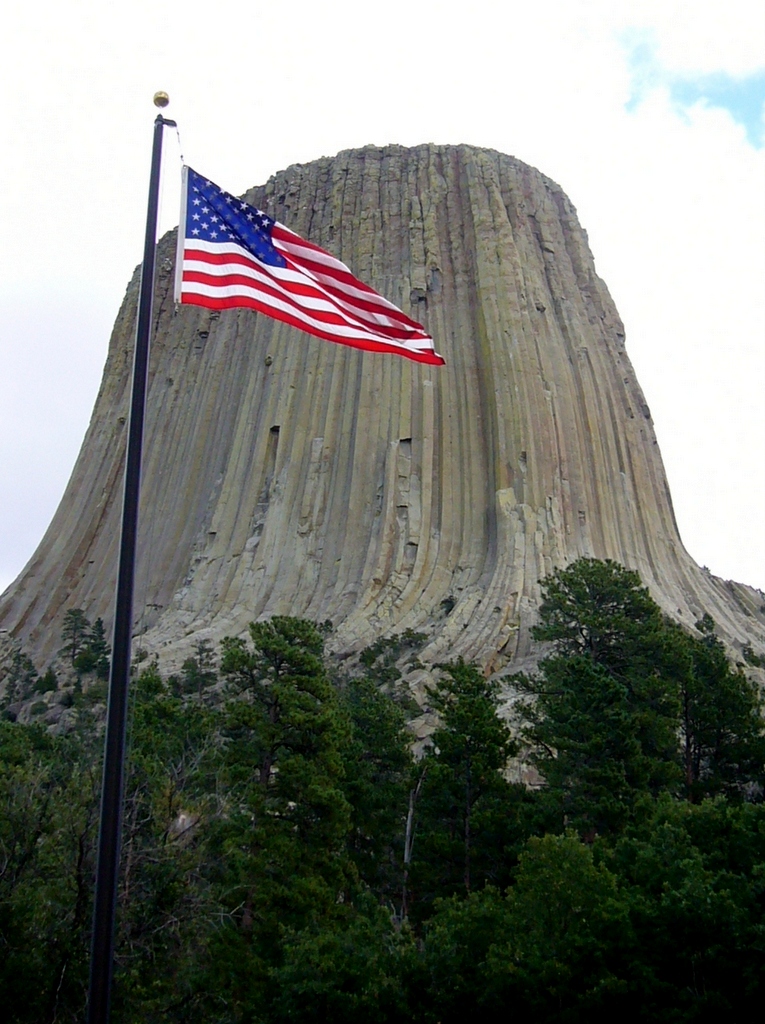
[{"x1": 2, "y1": 144, "x2": 764, "y2": 673}]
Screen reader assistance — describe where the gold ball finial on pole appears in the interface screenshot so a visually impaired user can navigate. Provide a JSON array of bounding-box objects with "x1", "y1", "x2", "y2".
[{"x1": 153, "y1": 91, "x2": 170, "y2": 108}]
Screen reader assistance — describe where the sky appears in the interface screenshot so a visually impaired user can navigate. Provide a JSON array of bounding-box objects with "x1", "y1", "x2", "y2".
[{"x1": 1, "y1": 0, "x2": 763, "y2": 596}]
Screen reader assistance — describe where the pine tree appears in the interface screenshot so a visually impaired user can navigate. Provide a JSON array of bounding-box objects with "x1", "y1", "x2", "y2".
[
  {"x1": 532, "y1": 560, "x2": 679, "y2": 770},
  {"x1": 74, "y1": 617, "x2": 111, "y2": 680},
  {"x1": 410, "y1": 660, "x2": 521, "y2": 909},
  {"x1": 666, "y1": 617, "x2": 765, "y2": 801},
  {"x1": 180, "y1": 638, "x2": 217, "y2": 697},
  {"x1": 60, "y1": 608, "x2": 91, "y2": 666},
  {"x1": 337, "y1": 674, "x2": 412, "y2": 901},
  {"x1": 3, "y1": 650, "x2": 39, "y2": 704},
  {"x1": 517, "y1": 655, "x2": 652, "y2": 835},
  {"x1": 215, "y1": 619, "x2": 352, "y2": 963},
  {"x1": 520, "y1": 558, "x2": 682, "y2": 830}
]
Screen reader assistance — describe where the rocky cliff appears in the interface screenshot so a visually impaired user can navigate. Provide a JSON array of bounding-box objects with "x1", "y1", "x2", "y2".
[{"x1": 2, "y1": 144, "x2": 764, "y2": 672}]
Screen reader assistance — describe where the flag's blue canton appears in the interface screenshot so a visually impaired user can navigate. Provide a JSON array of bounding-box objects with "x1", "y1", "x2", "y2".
[{"x1": 185, "y1": 168, "x2": 286, "y2": 269}]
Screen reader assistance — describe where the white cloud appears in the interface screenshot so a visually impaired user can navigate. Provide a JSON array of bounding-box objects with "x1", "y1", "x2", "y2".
[{"x1": 620, "y1": 0, "x2": 765, "y2": 74}]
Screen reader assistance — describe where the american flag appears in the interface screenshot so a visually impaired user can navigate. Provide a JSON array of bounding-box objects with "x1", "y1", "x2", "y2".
[{"x1": 175, "y1": 166, "x2": 444, "y2": 365}]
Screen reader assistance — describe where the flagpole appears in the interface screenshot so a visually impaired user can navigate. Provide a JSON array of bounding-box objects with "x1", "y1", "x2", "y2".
[{"x1": 87, "y1": 98, "x2": 176, "y2": 1024}]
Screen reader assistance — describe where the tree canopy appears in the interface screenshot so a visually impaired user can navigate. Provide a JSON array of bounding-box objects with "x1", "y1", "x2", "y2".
[{"x1": 1, "y1": 568, "x2": 763, "y2": 1023}]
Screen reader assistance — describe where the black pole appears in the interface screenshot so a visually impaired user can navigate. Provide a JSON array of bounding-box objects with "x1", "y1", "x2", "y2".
[{"x1": 87, "y1": 112, "x2": 176, "y2": 1024}]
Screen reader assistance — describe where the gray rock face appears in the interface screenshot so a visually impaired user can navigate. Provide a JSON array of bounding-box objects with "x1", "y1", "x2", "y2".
[{"x1": 2, "y1": 144, "x2": 764, "y2": 671}]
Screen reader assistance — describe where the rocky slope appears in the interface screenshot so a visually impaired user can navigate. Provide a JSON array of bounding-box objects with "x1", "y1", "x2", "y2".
[{"x1": 2, "y1": 144, "x2": 763, "y2": 674}]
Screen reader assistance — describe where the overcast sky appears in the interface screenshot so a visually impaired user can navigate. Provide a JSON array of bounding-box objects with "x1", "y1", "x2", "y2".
[{"x1": 1, "y1": 0, "x2": 763, "y2": 597}]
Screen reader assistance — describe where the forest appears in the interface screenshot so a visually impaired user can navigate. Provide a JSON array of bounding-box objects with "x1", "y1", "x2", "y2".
[{"x1": 1, "y1": 559, "x2": 764, "y2": 1023}]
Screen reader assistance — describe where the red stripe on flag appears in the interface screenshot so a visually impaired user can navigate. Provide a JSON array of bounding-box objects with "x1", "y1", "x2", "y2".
[
  {"x1": 184, "y1": 248, "x2": 421, "y2": 330},
  {"x1": 182, "y1": 269, "x2": 425, "y2": 341},
  {"x1": 182, "y1": 264, "x2": 427, "y2": 340},
  {"x1": 180, "y1": 292, "x2": 445, "y2": 364}
]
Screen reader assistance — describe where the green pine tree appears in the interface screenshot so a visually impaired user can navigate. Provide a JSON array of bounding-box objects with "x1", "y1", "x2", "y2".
[
  {"x1": 180, "y1": 638, "x2": 217, "y2": 697},
  {"x1": 409, "y1": 660, "x2": 521, "y2": 912},
  {"x1": 337, "y1": 674, "x2": 412, "y2": 901},
  {"x1": 665, "y1": 617, "x2": 765, "y2": 801},
  {"x1": 74, "y1": 617, "x2": 111, "y2": 680},
  {"x1": 3, "y1": 650, "x2": 39, "y2": 705},
  {"x1": 60, "y1": 608, "x2": 91, "y2": 666},
  {"x1": 209, "y1": 617, "x2": 353, "y2": 1016},
  {"x1": 532, "y1": 559, "x2": 680, "y2": 777},
  {"x1": 517, "y1": 655, "x2": 652, "y2": 835},
  {"x1": 518, "y1": 559, "x2": 682, "y2": 834}
]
